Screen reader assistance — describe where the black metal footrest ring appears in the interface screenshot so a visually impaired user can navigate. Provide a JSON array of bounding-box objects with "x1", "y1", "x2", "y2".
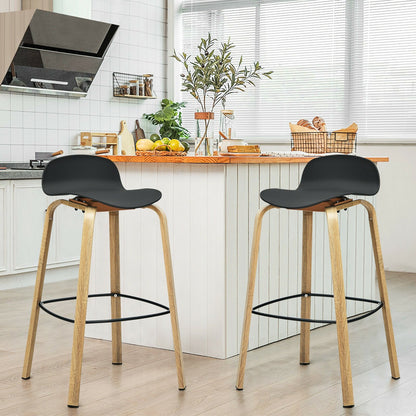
[
  {"x1": 39, "y1": 292, "x2": 170, "y2": 324},
  {"x1": 252, "y1": 292, "x2": 383, "y2": 324}
]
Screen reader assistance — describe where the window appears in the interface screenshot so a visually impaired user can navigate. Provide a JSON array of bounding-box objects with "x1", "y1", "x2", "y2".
[{"x1": 175, "y1": 0, "x2": 416, "y2": 143}]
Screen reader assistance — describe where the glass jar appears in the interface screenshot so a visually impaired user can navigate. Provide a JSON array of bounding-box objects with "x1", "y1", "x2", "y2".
[
  {"x1": 138, "y1": 75, "x2": 144, "y2": 96},
  {"x1": 129, "y1": 79, "x2": 138, "y2": 95},
  {"x1": 218, "y1": 109, "x2": 235, "y2": 152},
  {"x1": 119, "y1": 84, "x2": 128, "y2": 95},
  {"x1": 194, "y1": 111, "x2": 215, "y2": 156}
]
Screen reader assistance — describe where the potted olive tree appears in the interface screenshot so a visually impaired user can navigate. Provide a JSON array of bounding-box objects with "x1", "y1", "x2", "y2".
[{"x1": 172, "y1": 33, "x2": 272, "y2": 154}]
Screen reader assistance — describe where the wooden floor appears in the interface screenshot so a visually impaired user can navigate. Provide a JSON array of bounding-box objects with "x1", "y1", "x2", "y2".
[{"x1": 1, "y1": 271, "x2": 415, "y2": 416}]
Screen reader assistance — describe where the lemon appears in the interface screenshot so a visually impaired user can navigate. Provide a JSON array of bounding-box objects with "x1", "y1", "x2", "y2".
[
  {"x1": 136, "y1": 139, "x2": 154, "y2": 151},
  {"x1": 153, "y1": 140, "x2": 168, "y2": 151},
  {"x1": 169, "y1": 139, "x2": 181, "y2": 152},
  {"x1": 161, "y1": 137, "x2": 171, "y2": 145}
]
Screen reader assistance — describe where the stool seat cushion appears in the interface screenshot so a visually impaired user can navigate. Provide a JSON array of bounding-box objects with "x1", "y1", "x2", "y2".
[
  {"x1": 260, "y1": 155, "x2": 380, "y2": 209},
  {"x1": 42, "y1": 155, "x2": 161, "y2": 209}
]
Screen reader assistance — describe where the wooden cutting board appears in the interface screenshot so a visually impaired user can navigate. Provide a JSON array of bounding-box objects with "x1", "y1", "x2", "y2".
[{"x1": 119, "y1": 120, "x2": 136, "y2": 155}]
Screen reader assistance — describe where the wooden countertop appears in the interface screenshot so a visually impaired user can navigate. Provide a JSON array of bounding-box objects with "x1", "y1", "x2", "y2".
[{"x1": 104, "y1": 155, "x2": 389, "y2": 164}]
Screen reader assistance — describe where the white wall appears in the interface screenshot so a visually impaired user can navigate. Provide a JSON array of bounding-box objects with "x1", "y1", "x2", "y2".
[
  {"x1": 359, "y1": 144, "x2": 416, "y2": 273},
  {"x1": 0, "y1": 0, "x2": 414, "y2": 274},
  {"x1": 260, "y1": 142, "x2": 416, "y2": 274},
  {"x1": 0, "y1": 0, "x2": 167, "y2": 161}
]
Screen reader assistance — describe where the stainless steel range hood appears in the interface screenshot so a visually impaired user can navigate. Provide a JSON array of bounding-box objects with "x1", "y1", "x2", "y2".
[{"x1": 0, "y1": 9, "x2": 118, "y2": 97}]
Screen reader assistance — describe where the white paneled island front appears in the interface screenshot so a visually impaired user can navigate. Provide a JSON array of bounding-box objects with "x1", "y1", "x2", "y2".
[{"x1": 85, "y1": 155, "x2": 387, "y2": 359}]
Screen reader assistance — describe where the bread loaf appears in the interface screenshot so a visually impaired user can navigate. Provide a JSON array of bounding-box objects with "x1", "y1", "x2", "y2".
[
  {"x1": 297, "y1": 119, "x2": 316, "y2": 130},
  {"x1": 289, "y1": 123, "x2": 317, "y2": 133},
  {"x1": 312, "y1": 116, "x2": 326, "y2": 132}
]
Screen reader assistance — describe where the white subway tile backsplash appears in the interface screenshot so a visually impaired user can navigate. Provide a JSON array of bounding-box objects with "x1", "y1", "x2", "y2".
[
  {"x1": 23, "y1": 130, "x2": 35, "y2": 145},
  {"x1": 69, "y1": 114, "x2": 80, "y2": 131},
  {"x1": 11, "y1": 128, "x2": 24, "y2": 145},
  {"x1": 34, "y1": 129, "x2": 45, "y2": 146},
  {"x1": 1, "y1": 0, "x2": 167, "y2": 161},
  {"x1": 58, "y1": 113, "x2": 70, "y2": 130},
  {"x1": 10, "y1": 111, "x2": 23, "y2": 128},
  {"x1": 34, "y1": 95, "x2": 47, "y2": 112},
  {"x1": 57, "y1": 98, "x2": 70, "y2": 114},
  {"x1": 35, "y1": 112, "x2": 47, "y2": 130},
  {"x1": 0, "y1": 128, "x2": 11, "y2": 145},
  {"x1": 23, "y1": 112, "x2": 35, "y2": 130},
  {"x1": 23, "y1": 145, "x2": 36, "y2": 160},
  {"x1": 0, "y1": 145, "x2": 11, "y2": 160},
  {"x1": 10, "y1": 94, "x2": 23, "y2": 112},
  {"x1": 47, "y1": 114, "x2": 58, "y2": 130},
  {"x1": 46, "y1": 96, "x2": 58, "y2": 114},
  {"x1": 0, "y1": 110, "x2": 10, "y2": 128},
  {"x1": 10, "y1": 144, "x2": 24, "y2": 161},
  {"x1": 46, "y1": 129, "x2": 59, "y2": 146},
  {"x1": 22, "y1": 94, "x2": 35, "y2": 112},
  {"x1": 0, "y1": 94, "x2": 10, "y2": 111}
]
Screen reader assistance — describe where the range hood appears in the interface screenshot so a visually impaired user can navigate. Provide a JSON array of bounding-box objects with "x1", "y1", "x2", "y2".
[{"x1": 0, "y1": 9, "x2": 118, "y2": 97}]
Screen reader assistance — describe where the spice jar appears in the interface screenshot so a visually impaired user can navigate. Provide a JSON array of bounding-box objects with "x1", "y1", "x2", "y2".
[
  {"x1": 119, "y1": 84, "x2": 128, "y2": 95},
  {"x1": 129, "y1": 80, "x2": 138, "y2": 95},
  {"x1": 138, "y1": 75, "x2": 144, "y2": 96}
]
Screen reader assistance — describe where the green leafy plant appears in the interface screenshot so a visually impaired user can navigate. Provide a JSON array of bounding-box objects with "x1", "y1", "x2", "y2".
[
  {"x1": 172, "y1": 33, "x2": 272, "y2": 152},
  {"x1": 144, "y1": 99, "x2": 191, "y2": 147}
]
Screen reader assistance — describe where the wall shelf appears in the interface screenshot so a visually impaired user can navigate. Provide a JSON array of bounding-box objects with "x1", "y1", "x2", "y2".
[
  {"x1": 112, "y1": 71, "x2": 156, "y2": 99},
  {"x1": 113, "y1": 94, "x2": 156, "y2": 99}
]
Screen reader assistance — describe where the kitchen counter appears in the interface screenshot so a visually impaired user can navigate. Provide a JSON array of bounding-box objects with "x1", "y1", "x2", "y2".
[
  {"x1": 0, "y1": 164, "x2": 44, "y2": 180},
  {"x1": 105, "y1": 154, "x2": 388, "y2": 164},
  {"x1": 86, "y1": 154, "x2": 386, "y2": 359}
]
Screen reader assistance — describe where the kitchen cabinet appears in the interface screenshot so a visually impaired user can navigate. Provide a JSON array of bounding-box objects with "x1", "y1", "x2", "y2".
[
  {"x1": 0, "y1": 182, "x2": 8, "y2": 273},
  {"x1": 0, "y1": 179, "x2": 81, "y2": 277},
  {"x1": 86, "y1": 156, "x2": 385, "y2": 358}
]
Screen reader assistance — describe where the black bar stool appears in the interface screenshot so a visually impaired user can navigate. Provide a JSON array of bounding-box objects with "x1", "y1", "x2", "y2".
[
  {"x1": 236, "y1": 155, "x2": 399, "y2": 408},
  {"x1": 22, "y1": 155, "x2": 185, "y2": 408}
]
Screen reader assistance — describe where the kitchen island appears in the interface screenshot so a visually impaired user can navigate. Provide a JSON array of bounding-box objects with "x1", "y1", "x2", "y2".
[{"x1": 85, "y1": 155, "x2": 387, "y2": 359}]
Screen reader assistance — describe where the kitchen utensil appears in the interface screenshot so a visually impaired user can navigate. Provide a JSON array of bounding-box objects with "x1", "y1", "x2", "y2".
[
  {"x1": 35, "y1": 150, "x2": 64, "y2": 160},
  {"x1": 134, "y1": 120, "x2": 146, "y2": 144},
  {"x1": 10, "y1": 62, "x2": 26, "y2": 87},
  {"x1": 119, "y1": 120, "x2": 135, "y2": 156},
  {"x1": 95, "y1": 149, "x2": 110, "y2": 155}
]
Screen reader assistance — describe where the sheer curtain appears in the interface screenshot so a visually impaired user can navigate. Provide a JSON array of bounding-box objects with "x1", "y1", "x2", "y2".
[{"x1": 177, "y1": 0, "x2": 416, "y2": 143}]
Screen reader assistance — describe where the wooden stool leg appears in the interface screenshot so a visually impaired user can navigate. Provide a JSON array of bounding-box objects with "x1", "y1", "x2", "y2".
[
  {"x1": 300, "y1": 211, "x2": 313, "y2": 365},
  {"x1": 109, "y1": 211, "x2": 122, "y2": 365},
  {"x1": 67, "y1": 207, "x2": 96, "y2": 408},
  {"x1": 22, "y1": 200, "x2": 62, "y2": 379},
  {"x1": 326, "y1": 206, "x2": 354, "y2": 408},
  {"x1": 236, "y1": 205, "x2": 273, "y2": 390},
  {"x1": 360, "y1": 200, "x2": 400, "y2": 379},
  {"x1": 147, "y1": 205, "x2": 186, "y2": 390}
]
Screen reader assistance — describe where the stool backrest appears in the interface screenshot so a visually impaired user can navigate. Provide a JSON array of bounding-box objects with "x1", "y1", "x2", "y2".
[
  {"x1": 299, "y1": 155, "x2": 380, "y2": 196},
  {"x1": 42, "y1": 155, "x2": 123, "y2": 196}
]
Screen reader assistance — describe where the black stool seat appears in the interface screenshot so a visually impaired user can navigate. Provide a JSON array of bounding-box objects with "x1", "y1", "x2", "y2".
[
  {"x1": 42, "y1": 155, "x2": 161, "y2": 209},
  {"x1": 260, "y1": 155, "x2": 380, "y2": 209}
]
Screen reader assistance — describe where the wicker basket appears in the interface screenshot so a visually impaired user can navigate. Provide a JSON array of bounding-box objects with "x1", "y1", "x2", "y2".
[
  {"x1": 136, "y1": 151, "x2": 187, "y2": 156},
  {"x1": 291, "y1": 131, "x2": 356, "y2": 154}
]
